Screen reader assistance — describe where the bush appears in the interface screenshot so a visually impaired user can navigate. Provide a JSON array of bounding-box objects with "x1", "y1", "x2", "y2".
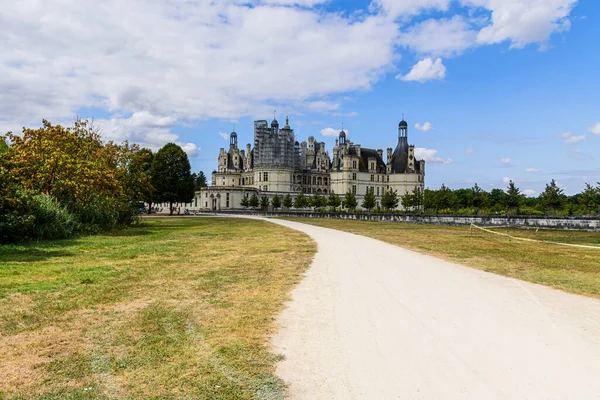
[{"x1": 29, "y1": 194, "x2": 77, "y2": 239}]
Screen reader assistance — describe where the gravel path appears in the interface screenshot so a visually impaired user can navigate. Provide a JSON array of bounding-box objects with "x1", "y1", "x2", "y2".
[{"x1": 264, "y1": 217, "x2": 600, "y2": 400}]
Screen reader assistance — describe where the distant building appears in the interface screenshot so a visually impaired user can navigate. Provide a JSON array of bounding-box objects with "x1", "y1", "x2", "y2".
[{"x1": 196, "y1": 117, "x2": 424, "y2": 211}]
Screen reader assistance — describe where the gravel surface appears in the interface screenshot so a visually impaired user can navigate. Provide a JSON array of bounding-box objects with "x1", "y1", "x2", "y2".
[{"x1": 265, "y1": 217, "x2": 600, "y2": 400}]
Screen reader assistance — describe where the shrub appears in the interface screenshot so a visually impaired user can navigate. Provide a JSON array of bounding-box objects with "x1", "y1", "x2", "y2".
[{"x1": 29, "y1": 194, "x2": 77, "y2": 240}]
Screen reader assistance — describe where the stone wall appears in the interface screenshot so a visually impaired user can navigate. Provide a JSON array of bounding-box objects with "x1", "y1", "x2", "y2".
[{"x1": 200, "y1": 210, "x2": 600, "y2": 231}]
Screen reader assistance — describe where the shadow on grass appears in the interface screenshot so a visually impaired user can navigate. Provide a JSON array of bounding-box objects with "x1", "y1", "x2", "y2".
[{"x1": 0, "y1": 248, "x2": 75, "y2": 263}]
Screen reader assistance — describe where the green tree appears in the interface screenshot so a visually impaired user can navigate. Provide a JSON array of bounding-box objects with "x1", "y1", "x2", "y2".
[
  {"x1": 579, "y1": 183, "x2": 599, "y2": 214},
  {"x1": 468, "y1": 183, "x2": 488, "y2": 215},
  {"x1": 381, "y1": 188, "x2": 399, "y2": 211},
  {"x1": 151, "y1": 143, "x2": 195, "y2": 215},
  {"x1": 136, "y1": 148, "x2": 155, "y2": 214},
  {"x1": 283, "y1": 193, "x2": 293, "y2": 209},
  {"x1": 437, "y1": 184, "x2": 458, "y2": 213},
  {"x1": 412, "y1": 187, "x2": 424, "y2": 213},
  {"x1": 401, "y1": 190, "x2": 414, "y2": 212},
  {"x1": 294, "y1": 192, "x2": 308, "y2": 209},
  {"x1": 423, "y1": 188, "x2": 437, "y2": 212},
  {"x1": 504, "y1": 180, "x2": 523, "y2": 214},
  {"x1": 343, "y1": 190, "x2": 357, "y2": 211},
  {"x1": 272, "y1": 194, "x2": 281, "y2": 210},
  {"x1": 249, "y1": 193, "x2": 259, "y2": 208},
  {"x1": 260, "y1": 195, "x2": 270, "y2": 209},
  {"x1": 539, "y1": 179, "x2": 565, "y2": 215},
  {"x1": 362, "y1": 188, "x2": 376, "y2": 212},
  {"x1": 454, "y1": 188, "x2": 470, "y2": 209},
  {"x1": 192, "y1": 171, "x2": 207, "y2": 190},
  {"x1": 311, "y1": 193, "x2": 327, "y2": 211},
  {"x1": 328, "y1": 191, "x2": 341, "y2": 212},
  {"x1": 240, "y1": 193, "x2": 250, "y2": 209}
]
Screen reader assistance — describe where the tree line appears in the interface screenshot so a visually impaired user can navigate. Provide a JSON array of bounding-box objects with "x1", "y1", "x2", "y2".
[
  {"x1": 241, "y1": 179, "x2": 600, "y2": 216},
  {"x1": 0, "y1": 120, "x2": 206, "y2": 243}
]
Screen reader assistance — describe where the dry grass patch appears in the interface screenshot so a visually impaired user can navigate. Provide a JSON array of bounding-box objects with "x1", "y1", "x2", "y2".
[
  {"x1": 283, "y1": 218, "x2": 600, "y2": 298},
  {"x1": 0, "y1": 217, "x2": 315, "y2": 399}
]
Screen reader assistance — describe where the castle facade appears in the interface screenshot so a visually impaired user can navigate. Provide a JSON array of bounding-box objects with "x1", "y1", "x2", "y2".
[{"x1": 196, "y1": 117, "x2": 424, "y2": 211}]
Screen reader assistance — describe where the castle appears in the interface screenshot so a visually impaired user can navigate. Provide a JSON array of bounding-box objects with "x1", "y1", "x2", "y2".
[{"x1": 195, "y1": 117, "x2": 425, "y2": 211}]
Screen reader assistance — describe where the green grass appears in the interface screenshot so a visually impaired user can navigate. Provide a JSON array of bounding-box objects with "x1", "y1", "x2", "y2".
[
  {"x1": 0, "y1": 218, "x2": 315, "y2": 399},
  {"x1": 282, "y1": 218, "x2": 600, "y2": 298}
]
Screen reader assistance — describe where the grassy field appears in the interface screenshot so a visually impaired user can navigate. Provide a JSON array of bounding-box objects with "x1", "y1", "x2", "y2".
[
  {"x1": 0, "y1": 217, "x2": 315, "y2": 399},
  {"x1": 283, "y1": 218, "x2": 600, "y2": 299}
]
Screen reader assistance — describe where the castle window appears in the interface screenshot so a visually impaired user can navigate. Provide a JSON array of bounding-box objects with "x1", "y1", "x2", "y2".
[
  {"x1": 226, "y1": 193, "x2": 230, "y2": 208},
  {"x1": 387, "y1": 175, "x2": 390, "y2": 182},
  {"x1": 263, "y1": 172, "x2": 269, "y2": 182},
  {"x1": 303, "y1": 176, "x2": 307, "y2": 184},
  {"x1": 317, "y1": 177, "x2": 322, "y2": 185},
  {"x1": 352, "y1": 160, "x2": 357, "y2": 169},
  {"x1": 195, "y1": 197, "x2": 198, "y2": 207},
  {"x1": 324, "y1": 177, "x2": 328, "y2": 185},
  {"x1": 264, "y1": 185, "x2": 268, "y2": 191},
  {"x1": 352, "y1": 185, "x2": 357, "y2": 195},
  {"x1": 370, "y1": 175, "x2": 374, "y2": 182},
  {"x1": 376, "y1": 187, "x2": 379, "y2": 197},
  {"x1": 324, "y1": 189, "x2": 328, "y2": 194},
  {"x1": 377, "y1": 175, "x2": 380, "y2": 182},
  {"x1": 312, "y1": 176, "x2": 316, "y2": 185},
  {"x1": 352, "y1": 173, "x2": 357, "y2": 180}
]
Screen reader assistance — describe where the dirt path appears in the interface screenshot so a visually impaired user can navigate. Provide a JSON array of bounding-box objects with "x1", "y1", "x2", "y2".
[{"x1": 262, "y1": 217, "x2": 600, "y2": 400}]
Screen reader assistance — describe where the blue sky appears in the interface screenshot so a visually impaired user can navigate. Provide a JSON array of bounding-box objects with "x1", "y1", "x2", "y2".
[{"x1": 2, "y1": 0, "x2": 599, "y2": 195}]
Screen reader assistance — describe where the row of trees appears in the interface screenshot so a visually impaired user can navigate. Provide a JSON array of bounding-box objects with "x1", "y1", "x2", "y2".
[
  {"x1": 1, "y1": 120, "x2": 207, "y2": 242},
  {"x1": 240, "y1": 188, "x2": 402, "y2": 212},
  {"x1": 422, "y1": 180, "x2": 600, "y2": 216},
  {"x1": 237, "y1": 179, "x2": 600, "y2": 216}
]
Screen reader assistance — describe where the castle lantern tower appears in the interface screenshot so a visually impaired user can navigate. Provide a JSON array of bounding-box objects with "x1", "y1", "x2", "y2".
[
  {"x1": 230, "y1": 131, "x2": 238, "y2": 148},
  {"x1": 398, "y1": 119, "x2": 408, "y2": 139},
  {"x1": 271, "y1": 116, "x2": 279, "y2": 134},
  {"x1": 339, "y1": 129, "x2": 346, "y2": 145}
]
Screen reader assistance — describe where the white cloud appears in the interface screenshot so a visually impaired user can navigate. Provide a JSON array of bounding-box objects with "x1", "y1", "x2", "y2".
[
  {"x1": 371, "y1": 0, "x2": 451, "y2": 18},
  {"x1": 415, "y1": 122, "x2": 433, "y2": 132},
  {"x1": 525, "y1": 167, "x2": 539, "y2": 173},
  {"x1": 523, "y1": 189, "x2": 537, "y2": 197},
  {"x1": 415, "y1": 147, "x2": 452, "y2": 164},
  {"x1": 320, "y1": 127, "x2": 347, "y2": 137},
  {"x1": 398, "y1": 58, "x2": 446, "y2": 82},
  {"x1": 568, "y1": 148, "x2": 585, "y2": 160},
  {"x1": 95, "y1": 112, "x2": 199, "y2": 157},
  {"x1": 465, "y1": 148, "x2": 474, "y2": 154},
  {"x1": 557, "y1": 131, "x2": 586, "y2": 145},
  {"x1": 0, "y1": 1, "x2": 399, "y2": 132},
  {"x1": 502, "y1": 177, "x2": 512, "y2": 185},
  {"x1": 500, "y1": 157, "x2": 511, "y2": 165},
  {"x1": 398, "y1": 16, "x2": 477, "y2": 57},
  {"x1": 218, "y1": 131, "x2": 230, "y2": 141},
  {"x1": 587, "y1": 123, "x2": 600, "y2": 135},
  {"x1": 466, "y1": 0, "x2": 578, "y2": 49}
]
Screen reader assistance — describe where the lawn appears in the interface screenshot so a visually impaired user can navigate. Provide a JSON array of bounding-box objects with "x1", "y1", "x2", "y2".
[
  {"x1": 0, "y1": 217, "x2": 315, "y2": 399},
  {"x1": 283, "y1": 218, "x2": 600, "y2": 299}
]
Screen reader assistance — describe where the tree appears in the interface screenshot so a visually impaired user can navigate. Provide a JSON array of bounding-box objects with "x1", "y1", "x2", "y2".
[
  {"x1": 272, "y1": 194, "x2": 281, "y2": 210},
  {"x1": 423, "y1": 189, "x2": 437, "y2": 212},
  {"x1": 454, "y1": 188, "x2": 470, "y2": 209},
  {"x1": 437, "y1": 184, "x2": 458, "y2": 213},
  {"x1": 504, "y1": 180, "x2": 523, "y2": 214},
  {"x1": 361, "y1": 187, "x2": 376, "y2": 212},
  {"x1": 328, "y1": 191, "x2": 341, "y2": 212},
  {"x1": 260, "y1": 195, "x2": 270, "y2": 209},
  {"x1": 294, "y1": 192, "x2": 308, "y2": 209},
  {"x1": 192, "y1": 171, "x2": 207, "y2": 190},
  {"x1": 151, "y1": 143, "x2": 195, "y2": 215},
  {"x1": 311, "y1": 193, "x2": 327, "y2": 211},
  {"x1": 240, "y1": 193, "x2": 250, "y2": 209},
  {"x1": 136, "y1": 148, "x2": 155, "y2": 214},
  {"x1": 539, "y1": 179, "x2": 565, "y2": 215},
  {"x1": 283, "y1": 193, "x2": 293, "y2": 209},
  {"x1": 579, "y1": 183, "x2": 599, "y2": 214},
  {"x1": 468, "y1": 183, "x2": 488, "y2": 215},
  {"x1": 4, "y1": 119, "x2": 150, "y2": 227},
  {"x1": 343, "y1": 190, "x2": 357, "y2": 211},
  {"x1": 249, "y1": 193, "x2": 259, "y2": 209},
  {"x1": 401, "y1": 190, "x2": 414, "y2": 212},
  {"x1": 411, "y1": 187, "x2": 424, "y2": 213},
  {"x1": 381, "y1": 188, "x2": 399, "y2": 211}
]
